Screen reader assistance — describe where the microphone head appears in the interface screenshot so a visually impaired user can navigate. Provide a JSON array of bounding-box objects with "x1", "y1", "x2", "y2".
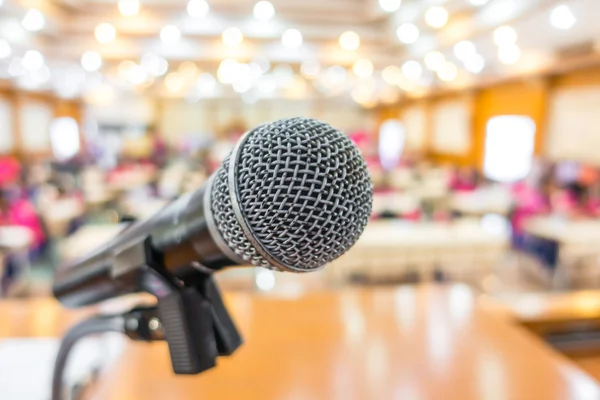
[{"x1": 206, "y1": 117, "x2": 373, "y2": 272}]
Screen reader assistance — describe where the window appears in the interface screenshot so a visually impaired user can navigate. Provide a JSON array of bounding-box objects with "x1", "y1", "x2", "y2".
[
  {"x1": 378, "y1": 119, "x2": 405, "y2": 171},
  {"x1": 50, "y1": 117, "x2": 80, "y2": 160},
  {"x1": 484, "y1": 115, "x2": 536, "y2": 183}
]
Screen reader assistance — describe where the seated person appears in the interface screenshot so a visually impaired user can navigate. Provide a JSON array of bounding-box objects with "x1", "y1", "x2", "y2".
[{"x1": 0, "y1": 189, "x2": 45, "y2": 292}]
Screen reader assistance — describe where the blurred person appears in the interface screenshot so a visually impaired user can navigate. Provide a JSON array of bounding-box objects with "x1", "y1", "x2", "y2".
[
  {"x1": 578, "y1": 171, "x2": 600, "y2": 217},
  {"x1": 510, "y1": 174, "x2": 550, "y2": 249},
  {"x1": 0, "y1": 189, "x2": 46, "y2": 292},
  {"x1": 0, "y1": 156, "x2": 21, "y2": 188},
  {"x1": 449, "y1": 166, "x2": 478, "y2": 192},
  {"x1": 148, "y1": 128, "x2": 168, "y2": 168}
]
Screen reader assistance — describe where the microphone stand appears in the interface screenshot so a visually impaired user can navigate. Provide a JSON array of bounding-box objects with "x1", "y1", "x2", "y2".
[{"x1": 51, "y1": 253, "x2": 243, "y2": 400}]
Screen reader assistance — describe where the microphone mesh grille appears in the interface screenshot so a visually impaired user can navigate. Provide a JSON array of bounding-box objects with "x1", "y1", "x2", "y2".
[
  {"x1": 211, "y1": 117, "x2": 373, "y2": 271},
  {"x1": 210, "y1": 154, "x2": 271, "y2": 268}
]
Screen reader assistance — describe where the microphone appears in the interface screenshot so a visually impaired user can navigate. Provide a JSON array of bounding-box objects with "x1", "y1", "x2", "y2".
[{"x1": 53, "y1": 117, "x2": 373, "y2": 308}]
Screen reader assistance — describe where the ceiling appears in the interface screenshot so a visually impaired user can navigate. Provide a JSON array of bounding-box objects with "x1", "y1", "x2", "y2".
[{"x1": 0, "y1": 0, "x2": 598, "y2": 105}]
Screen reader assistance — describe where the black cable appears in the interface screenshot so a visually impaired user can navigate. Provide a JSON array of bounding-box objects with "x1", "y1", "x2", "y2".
[{"x1": 51, "y1": 315, "x2": 125, "y2": 400}]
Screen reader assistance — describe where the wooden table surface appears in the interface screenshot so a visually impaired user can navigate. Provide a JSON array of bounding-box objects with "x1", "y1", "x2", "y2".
[
  {"x1": 2, "y1": 285, "x2": 600, "y2": 399},
  {"x1": 524, "y1": 217, "x2": 600, "y2": 244}
]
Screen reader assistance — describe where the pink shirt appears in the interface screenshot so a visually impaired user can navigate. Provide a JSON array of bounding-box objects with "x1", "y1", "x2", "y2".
[
  {"x1": 0, "y1": 199, "x2": 45, "y2": 248},
  {"x1": 511, "y1": 183, "x2": 549, "y2": 233}
]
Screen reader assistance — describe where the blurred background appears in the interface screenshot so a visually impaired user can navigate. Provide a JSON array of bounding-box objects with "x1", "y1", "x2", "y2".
[{"x1": 3, "y1": 0, "x2": 600, "y2": 396}]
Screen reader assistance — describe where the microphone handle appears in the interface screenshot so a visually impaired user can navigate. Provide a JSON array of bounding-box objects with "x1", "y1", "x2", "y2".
[{"x1": 53, "y1": 184, "x2": 236, "y2": 308}]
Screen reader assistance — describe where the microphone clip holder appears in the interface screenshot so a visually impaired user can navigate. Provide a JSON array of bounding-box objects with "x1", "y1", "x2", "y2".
[
  {"x1": 146, "y1": 269, "x2": 243, "y2": 374},
  {"x1": 106, "y1": 235, "x2": 244, "y2": 374},
  {"x1": 113, "y1": 270, "x2": 243, "y2": 375}
]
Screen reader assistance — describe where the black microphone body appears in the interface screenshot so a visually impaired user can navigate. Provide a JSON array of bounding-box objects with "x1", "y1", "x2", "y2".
[{"x1": 53, "y1": 185, "x2": 233, "y2": 308}]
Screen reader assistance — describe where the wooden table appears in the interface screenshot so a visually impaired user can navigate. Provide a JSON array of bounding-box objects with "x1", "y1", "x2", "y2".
[
  {"x1": 330, "y1": 220, "x2": 509, "y2": 281},
  {"x1": 523, "y1": 217, "x2": 600, "y2": 288},
  {"x1": 0, "y1": 226, "x2": 33, "y2": 253},
  {"x1": 524, "y1": 217, "x2": 600, "y2": 244},
  {"x1": 450, "y1": 186, "x2": 514, "y2": 216},
  {"x1": 1, "y1": 285, "x2": 599, "y2": 399}
]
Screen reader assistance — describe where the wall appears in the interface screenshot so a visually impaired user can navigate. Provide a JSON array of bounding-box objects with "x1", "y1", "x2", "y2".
[
  {"x1": 379, "y1": 77, "x2": 551, "y2": 169},
  {"x1": 0, "y1": 88, "x2": 83, "y2": 158},
  {"x1": 155, "y1": 98, "x2": 375, "y2": 146},
  {"x1": 545, "y1": 67, "x2": 600, "y2": 165},
  {"x1": 472, "y1": 79, "x2": 548, "y2": 167}
]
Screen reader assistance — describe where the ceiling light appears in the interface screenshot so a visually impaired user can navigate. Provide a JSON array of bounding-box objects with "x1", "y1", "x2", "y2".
[
  {"x1": 352, "y1": 59, "x2": 373, "y2": 79},
  {"x1": 53, "y1": 66, "x2": 86, "y2": 99},
  {"x1": 0, "y1": 39, "x2": 11, "y2": 59},
  {"x1": 379, "y1": 0, "x2": 401, "y2": 13},
  {"x1": 196, "y1": 72, "x2": 217, "y2": 93},
  {"x1": 282, "y1": 29, "x2": 303, "y2": 48},
  {"x1": 257, "y1": 74, "x2": 277, "y2": 95},
  {"x1": 252, "y1": 56, "x2": 270, "y2": 73},
  {"x1": 232, "y1": 64, "x2": 253, "y2": 93},
  {"x1": 300, "y1": 60, "x2": 320, "y2": 79},
  {"x1": 339, "y1": 31, "x2": 360, "y2": 51},
  {"x1": 217, "y1": 58, "x2": 239, "y2": 84},
  {"x1": 352, "y1": 84, "x2": 376, "y2": 108},
  {"x1": 22, "y1": 50, "x2": 44, "y2": 71},
  {"x1": 273, "y1": 64, "x2": 294, "y2": 88},
  {"x1": 127, "y1": 65, "x2": 148, "y2": 85},
  {"x1": 493, "y1": 26, "x2": 517, "y2": 46},
  {"x1": 498, "y1": 44, "x2": 521, "y2": 64},
  {"x1": 141, "y1": 52, "x2": 169, "y2": 76},
  {"x1": 464, "y1": 54, "x2": 485, "y2": 74},
  {"x1": 118, "y1": 60, "x2": 136, "y2": 80},
  {"x1": 18, "y1": 66, "x2": 50, "y2": 89},
  {"x1": 22, "y1": 9, "x2": 45, "y2": 32},
  {"x1": 222, "y1": 27, "x2": 243, "y2": 46},
  {"x1": 8, "y1": 58, "x2": 25, "y2": 77},
  {"x1": 382, "y1": 65, "x2": 402, "y2": 85},
  {"x1": 187, "y1": 0, "x2": 209, "y2": 18},
  {"x1": 469, "y1": 0, "x2": 489, "y2": 6},
  {"x1": 396, "y1": 23, "x2": 419, "y2": 44},
  {"x1": 424, "y1": 51, "x2": 445, "y2": 71},
  {"x1": 179, "y1": 61, "x2": 198, "y2": 80},
  {"x1": 425, "y1": 6, "x2": 448, "y2": 29},
  {"x1": 454, "y1": 40, "x2": 476, "y2": 61},
  {"x1": 1, "y1": 20, "x2": 25, "y2": 43},
  {"x1": 401, "y1": 60, "x2": 422, "y2": 81},
  {"x1": 95, "y1": 23, "x2": 116, "y2": 44},
  {"x1": 118, "y1": 0, "x2": 139, "y2": 16},
  {"x1": 254, "y1": 1, "x2": 275, "y2": 21},
  {"x1": 550, "y1": 5, "x2": 576, "y2": 30},
  {"x1": 161, "y1": 25, "x2": 181, "y2": 44},
  {"x1": 81, "y1": 51, "x2": 102, "y2": 72},
  {"x1": 326, "y1": 65, "x2": 347, "y2": 86},
  {"x1": 165, "y1": 72, "x2": 184, "y2": 93},
  {"x1": 249, "y1": 62, "x2": 264, "y2": 79},
  {"x1": 241, "y1": 90, "x2": 259, "y2": 104},
  {"x1": 438, "y1": 61, "x2": 457, "y2": 81}
]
